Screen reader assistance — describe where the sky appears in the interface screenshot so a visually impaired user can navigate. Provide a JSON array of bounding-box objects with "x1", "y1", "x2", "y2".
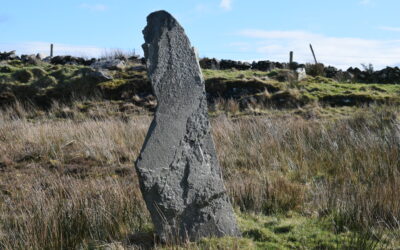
[{"x1": 1, "y1": 0, "x2": 400, "y2": 69}]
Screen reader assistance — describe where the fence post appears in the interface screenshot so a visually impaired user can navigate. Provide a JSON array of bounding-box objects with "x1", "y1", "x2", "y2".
[
  {"x1": 309, "y1": 44, "x2": 318, "y2": 64},
  {"x1": 50, "y1": 44, "x2": 54, "y2": 58}
]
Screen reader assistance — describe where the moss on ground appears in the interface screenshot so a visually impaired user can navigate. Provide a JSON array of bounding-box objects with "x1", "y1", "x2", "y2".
[
  {"x1": 155, "y1": 212, "x2": 392, "y2": 249},
  {"x1": 99, "y1": 79, "x2": 128, "y2": 89}
]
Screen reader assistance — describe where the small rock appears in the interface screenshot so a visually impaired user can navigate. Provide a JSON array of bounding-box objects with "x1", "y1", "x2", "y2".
[
  {"x1": 91, "y1": 59, "x2": 126, "y2": 70},
  {"x1": 78, "y1": 68, "x2": 113, "y2": 81},
  {"x1": 296, "y1": 67, "x2": 307, "y2": 81}
]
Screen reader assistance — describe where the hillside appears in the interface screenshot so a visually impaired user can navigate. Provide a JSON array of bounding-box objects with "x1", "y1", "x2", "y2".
[
  {"x1": 0, "y1": 54, "x2": 399, "y2": 119},
  {"x1": 0, "y1": 53, "x2": 399, "y2": 249}
]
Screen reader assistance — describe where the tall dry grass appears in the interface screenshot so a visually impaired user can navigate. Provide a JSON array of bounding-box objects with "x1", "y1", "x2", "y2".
[
  {"x1": 214, "y1": 109, "x2": 400, "y2": 230},
  {"x1": 1, "y1": 173, "x2": 148, "y2": 249},
  {"x1": 0, "y1": 104, "x2": 399, "y2": 248}
]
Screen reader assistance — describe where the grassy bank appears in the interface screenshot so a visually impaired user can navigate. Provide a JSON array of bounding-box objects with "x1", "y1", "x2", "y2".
[{"x1": 1, "y1": 61, "x2": 400, "y2": 112}]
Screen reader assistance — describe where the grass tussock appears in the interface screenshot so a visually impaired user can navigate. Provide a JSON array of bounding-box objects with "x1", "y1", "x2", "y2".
[
  {"x1": 214, "y1": 108, "x2": 399, "y2": 227},
  {"x1": 0, "y1": 104, "x2": 399, "y2": 249},
  {"x1": 0, "y1": 173, "x2": 150, "y2": 249}
]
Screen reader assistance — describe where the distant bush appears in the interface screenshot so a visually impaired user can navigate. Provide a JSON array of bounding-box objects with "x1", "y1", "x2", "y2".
[
  {"x1": 361, "y1": 63, "x2": 374, "y2": 74},
  {"x1": 305, "y1": 63, "x2": 325, "y2": 77},
  {"x1": 100, "y1": 49, "x2": 139, "y2": 61}
]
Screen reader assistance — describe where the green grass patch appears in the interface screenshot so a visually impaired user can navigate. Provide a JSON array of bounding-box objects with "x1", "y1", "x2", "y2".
[
  {"x1": 177, "y1": 212, "x2": 390, "y2": 249},
  {"x1": 202, "y1": 69, "x2": 271, "y2": 80},
  {"x1": 99, "y1": 79, "x2": 128, "y2": 89}
]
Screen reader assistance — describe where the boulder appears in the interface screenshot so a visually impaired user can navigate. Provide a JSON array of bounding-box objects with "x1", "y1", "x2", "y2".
[
  {"x1": 50, "y1": 55, "x2": 93, "y2": 65},
  {"x1": 220, "y1": 59, "x2": 251, "y2": 70},
  {"x1": 91, "y1": 59, "x2": 126, "y2": 70},
  {"x1": 79, "y1": 68, "x2": 113, "y2": 81},
  {"x1": 199, "y1": 58, "x2": 220, "y2": 70},
  {"x1": 136, "y1": 10, "x2": 240, "y2": 242},
  {"x1": 21, "y1": 54, "x2": 41, "y2": 65},
  {"x1": 251, "y1": 60, "x2": 286, "y2": 71},
  {"x1": 296, "y1": 67, "x2": 307, "y2": 81},
  {"x1": 324, "y1": 66, "x2": 339, "y2": 78}
]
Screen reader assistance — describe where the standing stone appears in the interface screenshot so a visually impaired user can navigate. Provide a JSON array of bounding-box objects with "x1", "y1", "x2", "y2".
[{"x1": 135, "y1": 10, "x2": 240, "y2": 242}]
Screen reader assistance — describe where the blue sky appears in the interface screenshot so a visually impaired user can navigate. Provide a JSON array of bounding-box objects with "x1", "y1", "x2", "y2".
[{"x1": 1, "y1": 0, "x2": 400, "y2": 69}]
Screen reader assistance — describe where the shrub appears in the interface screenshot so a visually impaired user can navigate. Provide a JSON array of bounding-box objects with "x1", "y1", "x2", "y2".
[{"x1": 305, "y1": 63, "x2": 325, "y2": 77}]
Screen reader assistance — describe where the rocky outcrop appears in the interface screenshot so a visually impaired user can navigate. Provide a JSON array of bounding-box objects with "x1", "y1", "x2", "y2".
[
  {"x1": 220, "y1": 59, "x2": 251, "y2": 70},
  {"x1": 252, "y1": 60, "x2": 286, "y2": 71},
  {"x1": 347, "y1": 66, "x2": 400, "y2": 84},
  {"x1": 199, "y1": 58, "x2": 220, "y2": 70},
  {"x1": 136, "y1": 10, "x2": 240, "y2": 242},
  {"x1": 50, "y1": 56, "x2": 96, "y2": 66},
  {"x1": 0, "y1": 51, "x2": 18, "y2": 61},
  {"x1": 199, "y1": 58, "x2": 304, "y2": 72}
]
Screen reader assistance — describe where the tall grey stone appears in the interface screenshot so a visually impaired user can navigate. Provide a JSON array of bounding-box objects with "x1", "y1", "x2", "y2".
[{"x1": 135, "y1": 10, "x2": 240, "y2": 242}]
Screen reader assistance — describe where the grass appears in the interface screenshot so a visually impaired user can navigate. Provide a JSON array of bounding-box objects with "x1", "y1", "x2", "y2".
[
  {"x1": 299, "y1": 79, "x2": 400, "y2": 104},
  {"x1": 203, "y1": 69, "x2": 400, "y2": 113},
  {"x1": 0, "y1": 62, "x2": 399, "y2": 248},
  {"x1": 0, "y1": 62, "x2": 148, "y2": 108},
  {"x1": 202, "y1": 68, "x2": 271, "y2": 80},
  {"x1": 1, "y1": 63, "x2": 399, "y2": 112},
  {"x1": 0, "y1": 103, "x2": 399, "y2": 249}
]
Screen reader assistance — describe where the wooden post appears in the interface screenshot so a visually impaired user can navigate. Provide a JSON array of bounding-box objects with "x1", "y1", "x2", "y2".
[
  {"x1": 309, "y1": 44, "x2": 317, "y2": 64},
  {"x1": 289, "y1": 51, "x2": 293, "y2": 64},
  {"x1": 50, "y1": 44, "x2": 54, "y2": 58}
]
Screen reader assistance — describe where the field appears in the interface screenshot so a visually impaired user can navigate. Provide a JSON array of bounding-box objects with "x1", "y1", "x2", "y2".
[{"x1": 0, "y1": 61, "x2": 399, "y2": 249}]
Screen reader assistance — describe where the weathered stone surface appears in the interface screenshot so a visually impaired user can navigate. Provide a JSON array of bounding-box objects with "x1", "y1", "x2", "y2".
[
  {"x1": 91, "y1": 59, "x2": 126, "y2": 70},
  {"x1": 135, "y1": 10, "x2": 240, "y2": 242},
  {"x1": 296, "y1": 67, "x2": 307, "y2": 81}
]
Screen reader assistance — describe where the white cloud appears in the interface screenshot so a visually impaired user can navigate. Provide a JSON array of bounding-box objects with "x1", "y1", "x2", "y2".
[
  {"x1": 379, "y1": 26, "x2": 400, "y2": 32},
  {"x1": 359, "y1": 0, "x2": 372, "y2": 5},
  {"x1": 220, "y1": 0, "x2": 232, "y2": 11},
  {"x1": 236, "y1": 29, "x2": 400, "y2": 69},
  {"x1": 195, "y1": 4, "x2": 208, "y2": 12},
  {"x1": 0, "y1": 41, "x2": 108, "y2": 58},
  {"x1": 79, "y1": 3, "x2": 108, "y2": 12}
]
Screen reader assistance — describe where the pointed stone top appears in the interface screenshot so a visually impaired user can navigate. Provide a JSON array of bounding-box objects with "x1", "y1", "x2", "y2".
[
  {"x1": 142, "y1": 10, "x2": 179, "y2": 46},
  {"x1": 147, "y1": 10, "x2": 173, "y2": 21},
  {"x1": 141, "y1": 9, "x2": 200, "y2": 103}
]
